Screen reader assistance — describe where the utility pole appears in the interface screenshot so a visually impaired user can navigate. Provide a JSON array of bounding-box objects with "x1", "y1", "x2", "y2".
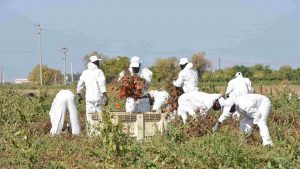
[
  {"x1": 218, "y1": 56, "x2": 221, "y2": 70},
  {"x1": 36, "y1": 24, "x2": 43, "y2": 86},
  {"x1": 53, "y1": 69, "x2": 57, "y2": 84},
  {"x1": 0, "y1": 66, "x2": 3, "y2": 85},
  {"x1": 70, "y1": 61, "x2": 74, "y2": 83},
  {"x1": 2, "y1": 66, "x2": 4, "y2": 85},
  {"x1": 61, "y1": 47, "x2": 68, "y2": 85}
]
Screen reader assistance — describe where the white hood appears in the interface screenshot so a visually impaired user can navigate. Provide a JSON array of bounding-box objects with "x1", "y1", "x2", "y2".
[
  {"x1": 184, "y1": 63, "x2": 194, "y2": 70},
  {"x1": 87, "y1": 62, "x2": 98, "y2": 70},
  {"x1": 173, "y1": 62, "x2": 198, "y2": 93}
]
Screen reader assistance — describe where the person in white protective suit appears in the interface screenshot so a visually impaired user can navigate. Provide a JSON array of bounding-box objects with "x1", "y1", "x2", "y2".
[
  {"x1": 226, "y1": 72, "x2": 254, "y2": 98},
  {"x1": 172, "y1": 58, "x2": 199, "y2": 93},
  {"x1": 119, "y1": 56, "x2": 153, "y2": 113},
  {"x1": 212, "y1": 94, "x2": 273, "y2": 147},
  {"x1": 225, "y1": 72, "x2": 254, "y2": 119},
  {"x1": 49, "y1": 90, "x2": 80, "y2": 135},
  {"x1": 148, "y1": 90, "x2": 170, "y2": 111},
  {"x1": 177, "y1": 91, "x2": 222, "y2": 123},
  {"x1": 77, "y1": 55, "x2": 108, "y2": 135}
]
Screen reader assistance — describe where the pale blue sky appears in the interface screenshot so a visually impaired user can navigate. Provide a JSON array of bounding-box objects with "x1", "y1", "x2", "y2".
[{"x1": 0, "y1": 0, "x2": 299, "y2": 81}]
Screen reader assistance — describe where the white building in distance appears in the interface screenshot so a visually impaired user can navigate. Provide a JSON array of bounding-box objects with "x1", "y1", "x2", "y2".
[{"x1": 14, "y1": 79, "x2": 30, "y2": 84}]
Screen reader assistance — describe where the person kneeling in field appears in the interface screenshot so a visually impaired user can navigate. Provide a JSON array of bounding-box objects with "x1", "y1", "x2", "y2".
[
  {"x1": 49, "y1": 90, "x2": 80, "y2": 135},
  {"x1": 212, "y1": 94, "x2": 273, "y2": 147},
  {"x1": 177, "y1": 91, "x2": 222, "y2": 123}
]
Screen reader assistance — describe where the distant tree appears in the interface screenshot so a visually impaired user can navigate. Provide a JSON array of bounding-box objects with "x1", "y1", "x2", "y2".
[
  {"x1": 72, "y1": 73, "x2": 81, "y2": 82},
  {"x1": 66, "y1": 72, "x2": 81, "y2": 83},
  {"x1": 190, "y1": 52, "x2": 211, "y2": 76},
  {"x1": 28, "y1": 65, "x2": 63, "y2": 85},
  {"x1": 222, "y1": 67, "x2": 236, "y2": 80},
  {"x1": 81, "y1": 51, "x2": 109, "y2": 67},
  {"x1": 277, "y1": 65, "x2": 293, "y2": 80},
  {"x1": 251, "y1": 64, "x2": 272, "y2": 80},
  {"x1": 213, "y1": 69, "x2": 224, "y2": 81},
  {"x1": 201, "y1": 71, "x2": 213, "y2": 81},
  {"x1": 100, "y1": 56, "x2": 130, "y2": 83},
  {"x1": 151, "y1": 57, "x2": 179, "y2": 89},
  {"x1": 231, "y1": 65, "x2": 253, "y2": 78}
]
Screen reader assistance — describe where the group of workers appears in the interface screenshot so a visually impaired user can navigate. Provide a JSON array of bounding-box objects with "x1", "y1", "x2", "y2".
[{"x1": 49, "y1": 55, "x2": 273, "y2": 147}]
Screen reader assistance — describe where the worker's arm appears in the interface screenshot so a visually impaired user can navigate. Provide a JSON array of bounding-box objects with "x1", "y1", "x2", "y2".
[
  {"x1": 76, "y1": 72, "x2": 85, "y2": 94},
  {"x1": 76, "y1": 72, "x2": 85, "y2": 103},
  {"x1": 225, "y1": 81, "x2": 233, "y2": 96},
  {"x1": 118, "y1": 71, "x2": 125, "y2": 82},
  {"x1": 172, "y1": 71, "x2": 184, "y2": 87},
  {"x1": 245, "y1": 78, "x2": 254, "y2": 93},
  {"x1": 218, "y1": 105, "x2": 233, "y2": 123},
  {"x1": 142, "y1": 68, "x2": 153, "y2": 84},
  {"x1": 212, "y1": 105, "x2": 234, "y2": 132},
  {"x1": 97, "y1": 70, "x2": 107, "y2": 93}
]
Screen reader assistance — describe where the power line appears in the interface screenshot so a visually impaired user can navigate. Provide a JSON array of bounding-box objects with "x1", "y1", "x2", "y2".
[
  {"x1": 0, "y1": 50, "x2": 37, "y2": 54},
  {"x1": 0, "y1": 66, "x2": 3, "y2": 85}
]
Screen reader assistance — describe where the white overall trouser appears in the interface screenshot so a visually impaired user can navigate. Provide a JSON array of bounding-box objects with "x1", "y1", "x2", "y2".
[
  {"x1": 239, "y1": 98, "x2": 273, "y2": 146},
  {"x1": 86, "y1": 100, "x2": 102, "y2": 136},
  {"x1": 125, "y1": 97, "x2": 150, "y2": 113},
  {"x1": 49, "y1": 90, "x2": 80, "y2": 135}
]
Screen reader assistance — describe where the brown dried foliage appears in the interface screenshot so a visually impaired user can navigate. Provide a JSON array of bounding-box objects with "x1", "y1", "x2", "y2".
[
  {"x1": 167, "y1": 86, "x2": 184, "y2": 112},
  {"x1": 111, "y1": 69, "x2": 146, "y2": 101}
]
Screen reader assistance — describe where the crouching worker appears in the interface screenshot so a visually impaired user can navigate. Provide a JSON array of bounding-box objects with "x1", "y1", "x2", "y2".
[
  {"x1": 212, "y1": 94, "x2": 273, "y2": 147},
  {"x1": 148, "y1": 90, "x2": 170, "y2": 111},
  {"x1": 178, "y1": 92, "x2": 222, "y2": 123},
  {"x1": 49, "y1": 90, "x2": 80, "y2": 135}
]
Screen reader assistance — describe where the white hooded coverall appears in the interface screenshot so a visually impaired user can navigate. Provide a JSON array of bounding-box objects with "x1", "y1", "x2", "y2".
[
  {"x1": 178, "y1": 92, "x2": 221, "y2": 123},
  {"x1": 49, "y1": 90, "x2": 80, "y2": 135},
  {"x1": 225, "y1": 74, "x2": 254, "y2": 118},
  {"x1": 173, "y1": 63, "x2": 199, "y2": 93},
  {"x1": 77, "y1": 62, "x2": 107, "y2": 135},
  {"x1": 226, "y1": 74, "x2": 254, "y2": 98},
  {"x1": 218, "y1": 94, "x2": 273, "y2": 146},
  {"x1": 119, "y1": 67, "x2": 153, "y2": 113}
]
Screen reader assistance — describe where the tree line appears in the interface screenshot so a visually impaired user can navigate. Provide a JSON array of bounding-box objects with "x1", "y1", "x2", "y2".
[{"x1": 27, "y1": 51, "x2": 300, "y2": 86}]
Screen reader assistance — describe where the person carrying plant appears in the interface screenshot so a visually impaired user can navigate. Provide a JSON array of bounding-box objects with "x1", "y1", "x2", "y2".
[
  {"x1": 118, "y1": 56, "x2": 153, "y2": 113},
  {"x1": 77, "y1": 55, "x2": 108, "y2": 135},
  {"x1": 212, "y1": 94, "x2": 273, "y2": 147},
  {"x1": 172, "y1": 57, "x2": 199, "y2": 93}
]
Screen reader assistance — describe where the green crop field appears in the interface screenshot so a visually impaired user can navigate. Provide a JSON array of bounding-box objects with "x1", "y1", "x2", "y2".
[{"x1": 0, "y1": 84, "x2": 299, "y2": 168}]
